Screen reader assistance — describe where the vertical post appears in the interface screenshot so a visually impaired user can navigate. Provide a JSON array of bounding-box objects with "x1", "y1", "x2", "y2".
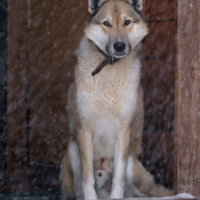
[
  {"x1": 175, "y1": 0, "x2": 200, "y2": 198},
  {"x1": 7, "y1": 0, "x2": 28, "y2": 180}
]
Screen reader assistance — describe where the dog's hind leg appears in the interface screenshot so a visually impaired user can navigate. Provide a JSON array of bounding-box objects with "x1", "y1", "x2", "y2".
[
  {"x1": 125, "y1": 155, "x2": 146, "y2": 197},
  {"x1": 60, "y1": 141, "x2": 83, "y2": 200},
  {"x1": 125, "y1": 155, "x2": 173, "y2": 197},
  {"x1": 59, "y1": 149, "x2": 74, "y2": 200},
  {"x1": 68, "y1": 141, "x2": 83, "y2": 199}
]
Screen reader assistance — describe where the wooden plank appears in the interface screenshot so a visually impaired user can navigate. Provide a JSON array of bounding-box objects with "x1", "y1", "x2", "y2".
[
  {"x1": 143, "y1": 59, "x2": 175, "y2": 132},
  {"x1": 7, "y1": 0, "x2": 28, "y2": 180},
  {"x1": 143, "y1": 21, "x2": 176, "y2": 58},
  {"x1": 143, "y1": 59, "x2": 175, "y2": 96},
  {"x1": 175, "y1": 0, "x2": 200, "y2": 198},
  {"x1": 28, "y1": 0, "x2": 88, "y2": 164},
  {"x1": 144, "y1": 94, "x2": 174, "y2": 131},
  {"x1": 143, "y1": 0, "x2": 176, "y2": 22},
  {"x1": 142, "y1": 132, "x2": 174, "y2": 167},
  {"x1": 142, "y1": 131, "x2": 174, "y2": 188}
]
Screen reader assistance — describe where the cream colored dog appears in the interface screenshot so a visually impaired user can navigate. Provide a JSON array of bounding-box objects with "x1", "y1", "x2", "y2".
[{"x1": 60, "y1": 0, "x2": 173, "y2": 199}]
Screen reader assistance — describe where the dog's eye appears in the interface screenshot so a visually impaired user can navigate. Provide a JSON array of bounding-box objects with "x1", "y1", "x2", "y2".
[
  {"x1": 103, "y1": 21, "x2": 111, "y2": 27},
  {"x1": 124, "y1": 20, "x2": 131, "y2": 26}
]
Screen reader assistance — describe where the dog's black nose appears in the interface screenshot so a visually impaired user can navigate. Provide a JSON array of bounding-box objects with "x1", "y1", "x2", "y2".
[{"x1": 114, "y1": 42, "x2": 126, "y2": 52}]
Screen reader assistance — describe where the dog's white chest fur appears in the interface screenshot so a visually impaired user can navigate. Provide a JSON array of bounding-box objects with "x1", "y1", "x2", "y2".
[{"x1": 76, "y1": 42, "x2": 141, "y2": 160}]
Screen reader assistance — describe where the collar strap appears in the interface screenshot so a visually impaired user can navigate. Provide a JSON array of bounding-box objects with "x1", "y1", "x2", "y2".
[
  {"x1": 97, "y1": 47, "x2": 111, "y2": 59},
  {"x1": 92, "y1": 46, "x2": 121, "y2": 76},
  {"x1": 92, "y1": 57, "x2": 120, "y2": 76}
]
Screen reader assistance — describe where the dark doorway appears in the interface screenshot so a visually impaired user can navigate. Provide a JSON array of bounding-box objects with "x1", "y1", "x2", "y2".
[{"x1": 0, "y1": 0, "x2": 7, "y2": 181}]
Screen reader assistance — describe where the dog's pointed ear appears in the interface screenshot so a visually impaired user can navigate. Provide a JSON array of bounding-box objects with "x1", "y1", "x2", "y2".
[
  {"x1": 124, "y1": 0, "x2": 143, "y2": 12},
  {"x1": 88, "y1": 0, "x2": 105, "y2": 15}
]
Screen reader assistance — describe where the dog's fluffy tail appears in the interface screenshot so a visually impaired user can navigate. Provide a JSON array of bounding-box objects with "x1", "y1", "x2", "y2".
[
  {"x1": 150, "y1": 183, "x2": 174, "y2": 197},
  {"x1": 132, "y1": 156, "x2": 173, "y2": 197}
]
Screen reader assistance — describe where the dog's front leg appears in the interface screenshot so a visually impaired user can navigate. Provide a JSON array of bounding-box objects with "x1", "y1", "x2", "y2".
[
  {"x1": 78, "y1": 125, "x2": 97, "y2": 200},
  {"x1": 110, "y1": 125, "x2": 131, "y2": 199}
]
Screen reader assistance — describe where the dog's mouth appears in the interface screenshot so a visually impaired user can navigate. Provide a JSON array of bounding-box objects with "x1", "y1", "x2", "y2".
[{"x1": 111, "y1": 53, "x2": 127, "y2": 59}]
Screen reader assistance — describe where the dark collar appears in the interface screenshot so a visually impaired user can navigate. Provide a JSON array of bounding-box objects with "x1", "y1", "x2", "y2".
[
  {"x1": 92, "y1": 47, "x2": 121, "y2": 76},
  {"x1": 97, "y1": 47, "x2": 111, "y2": 59}
]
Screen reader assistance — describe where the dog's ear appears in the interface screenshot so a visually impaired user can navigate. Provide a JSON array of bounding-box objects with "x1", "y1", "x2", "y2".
[
  {"x1": 124, "y1": 0, "x2": 143, "y2": 12},
  {"x1": 88, "y1": 0, "x2": 105, "y2": 15}
]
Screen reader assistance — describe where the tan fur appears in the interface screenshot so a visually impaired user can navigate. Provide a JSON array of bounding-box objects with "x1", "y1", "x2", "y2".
[
  {"x1": 60, "y1": 149, "x2": 74, "y2": 199},
  {"x1": 93, "y1": 157, "x2": 173, "y2": 198},
  {"x1": 60, "y1": 153, "x2": 173, "y2": 199},
  {"x1": 131, "y1": 156, "x2": 173, "y2": 197},
  {"x1": 60, "y1": 0, "x2": 173, "y2": 199}
]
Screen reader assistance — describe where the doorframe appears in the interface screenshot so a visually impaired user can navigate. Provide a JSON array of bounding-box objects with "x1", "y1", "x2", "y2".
[
  {"x1": 174, "y1": 0, "x2": 200, "y2": 197},
  {"x1": 5, "y1": 0, "x2": 200, "y2": 197}
]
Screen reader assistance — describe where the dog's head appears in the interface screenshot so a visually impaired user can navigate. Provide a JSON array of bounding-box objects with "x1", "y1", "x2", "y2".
[{"x1": 85, "y1": 0, "x2": 148, "y2": 59}]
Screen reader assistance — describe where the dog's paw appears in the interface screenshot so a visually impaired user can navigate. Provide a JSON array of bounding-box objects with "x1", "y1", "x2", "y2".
[
  {"x1": 84, "y1": 187, "x2": 97, "y2": 200},
  {"x1": 110, "y1": 187, "x2": 124, "y2": 199}
]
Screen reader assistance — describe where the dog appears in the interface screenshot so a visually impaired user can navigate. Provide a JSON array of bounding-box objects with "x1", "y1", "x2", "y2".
[{"x1": 59, "y1": 0, "x2": 173, "y2": 199}]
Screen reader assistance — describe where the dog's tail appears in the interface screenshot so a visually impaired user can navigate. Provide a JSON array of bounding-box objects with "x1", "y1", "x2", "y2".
[
  {"x1": 132, "y1": 156, "x2": 174, "y2": 198},
  {"x1": 150, "y1": 183, "x2": 174, "y2": 197}
]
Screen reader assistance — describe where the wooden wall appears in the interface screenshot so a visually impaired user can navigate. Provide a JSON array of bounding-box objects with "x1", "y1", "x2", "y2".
[
  {"x1": 6, "y1": 0, "x2": 28, "y2": 181},
  {"x1": 142, "y1": 0, "x2": 176, "y2": 188},
  {"x1": 4, "y1": 0, "x2": 200, "y2": 196},
  {"x1": 4, "y1": 0, "x2": 178, "y2": 193},
  {"x1": 28, "y1": 0, "x2": 88, "y2": 164},
  {"x1": 27, "y1": 0, "x2": 177, "y2": 189},
  {"x1": 175, "y1": 0, "x2": 200, "y2": 198}
]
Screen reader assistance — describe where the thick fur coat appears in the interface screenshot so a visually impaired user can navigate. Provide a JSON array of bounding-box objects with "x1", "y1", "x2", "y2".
[{"x1": 60, "y1": 0, "x2": 173, "y2": 199}]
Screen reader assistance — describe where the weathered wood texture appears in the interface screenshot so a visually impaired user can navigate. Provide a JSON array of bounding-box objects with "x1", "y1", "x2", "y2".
[
  {"x1": 143, "y1": 1, "x2": 176, "y2": 132},
  {"x1": 143, "y1": 21, "x2": 176, "y2": 59},
  {"x1": 143, "y1": 0, "x2": 176, "y2": 22},
  {"x1": 28, "y1": 0, "x2": 88, "y2": 164},
  {"x1": 7, "y1": 0, "x2": 28, "y2": 180},
  {"x1": 175, "y1": 0, "x2": 200, "y2": 198},
  {"x1": 142, "y1": 0, "x2": 176, "y2": 189},
  {"x1": 142, "y1": 131, "x2": 174, "y2": 188},
  {"x1": 143, "y1": 59, "x2": 175, "y2": 132}
]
